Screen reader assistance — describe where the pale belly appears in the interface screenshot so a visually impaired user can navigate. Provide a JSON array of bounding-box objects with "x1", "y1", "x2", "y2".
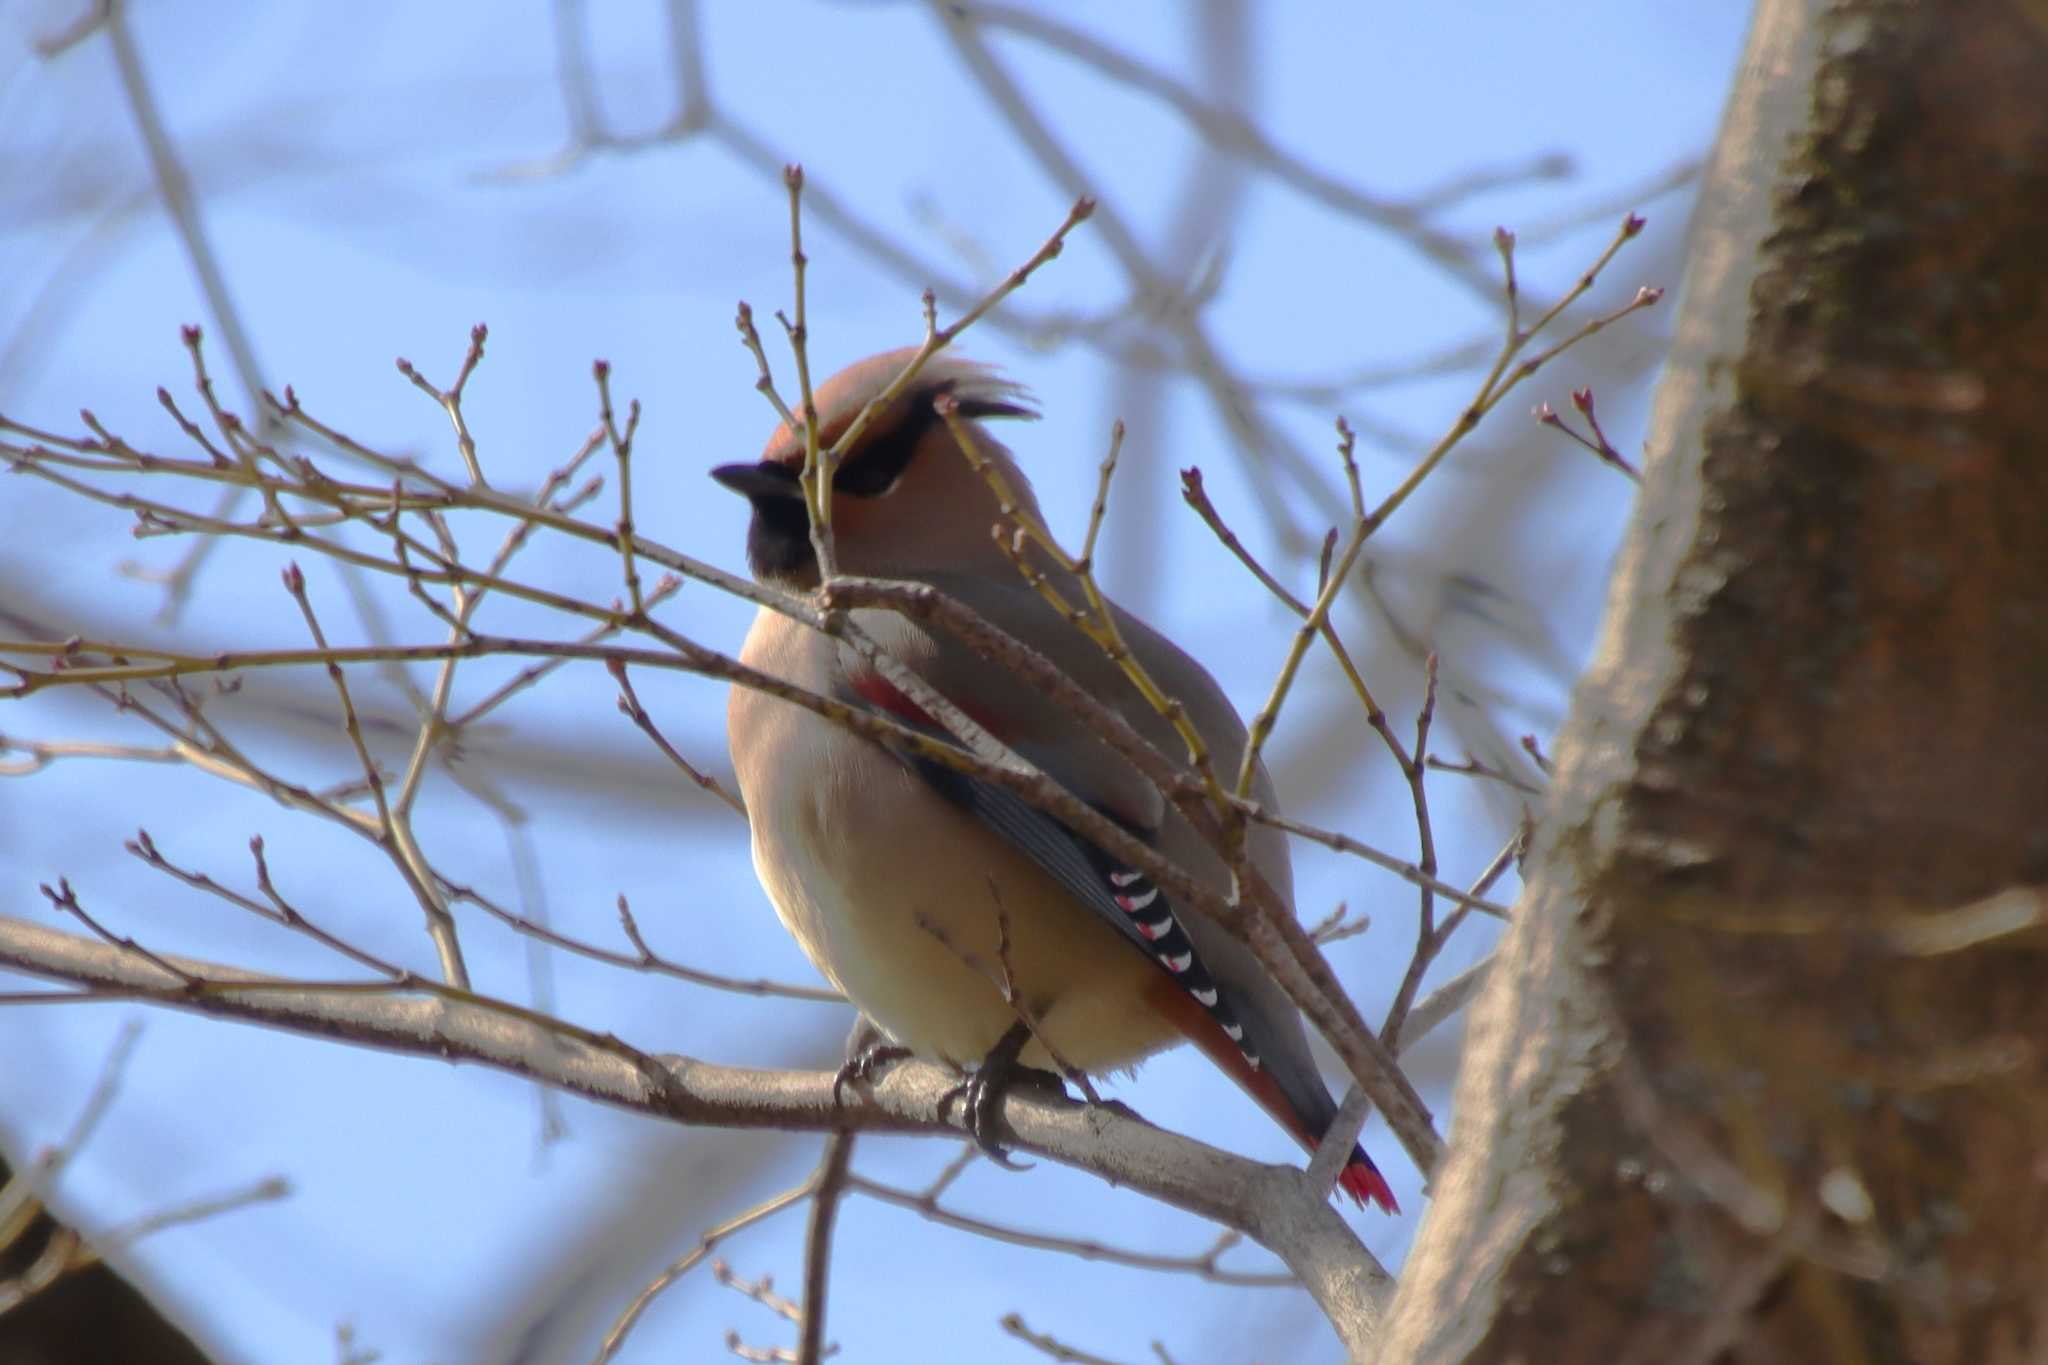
[{"x1": 744, "y1": 723, "x2": 1178, "y2": 1073}]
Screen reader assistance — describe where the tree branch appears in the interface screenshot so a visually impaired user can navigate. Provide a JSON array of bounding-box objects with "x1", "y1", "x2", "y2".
[{"x1": 0, "y1": 912, "x2": 1390, "y2": 1356}]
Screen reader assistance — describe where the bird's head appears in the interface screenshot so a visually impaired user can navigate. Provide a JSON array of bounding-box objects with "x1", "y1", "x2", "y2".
[{"x1": 712, "y1": 348, "x2": 1040, "y2": 588}]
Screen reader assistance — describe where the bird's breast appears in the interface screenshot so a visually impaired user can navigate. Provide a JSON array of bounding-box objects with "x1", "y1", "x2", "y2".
[{"x1": 729, "y1": 619, "x2": 1177, "y2": 1070}]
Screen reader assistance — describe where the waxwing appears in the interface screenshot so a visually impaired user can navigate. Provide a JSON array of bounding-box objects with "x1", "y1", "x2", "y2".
[{"x1": 716, "y1": 348, "x2": 1395, "y2": 1211}]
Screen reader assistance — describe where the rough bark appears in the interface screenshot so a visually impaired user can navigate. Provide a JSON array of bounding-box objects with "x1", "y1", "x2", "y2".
[{"x1": 1384, "y1": 0, "x2": 2048, "y2": 1360}]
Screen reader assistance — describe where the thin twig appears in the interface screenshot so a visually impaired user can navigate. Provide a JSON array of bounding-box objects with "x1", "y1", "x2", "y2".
[
  {"x1": 434, "y1": 883, "x2": 838, "y2": 1002},
  {"x1": 609, "y1": 660, "x2": 748, "y2": 817},
  {"x1": 797, "y1": 1132, "x2": 855, "y2": 1365},
  {"x1": 1399, "y1": 955, "x2": 1492, "y2": 1055},
  {"x1": 394, "y1": 324, "x2": 490, "y2": 487},
  {"x1": 1424, "y1": 751, "x2": 1544, "y2": 795},
  {"x1": 1230, "y1": 214, "x2": 1659, "y2": 803},
  {"x1": 0, "y1": 736, "x2": 182, "y2": 776},
  {"x1": 101, "y1": 3, "x2": 277, "y2": 618},
  {"x1": 948, "y1": 400, "x2": 1233, "y2": 821},
  {"x1": 282, "y1": 561, "x2": 470, "y2": 988},
  {"x1": 771, "y1": 193, "x2": 1097, "y2": 520},
  {"x1": 595, "y1": 1183, "x2": 817, "y2": 1364},
  {"x1": 282, "y1": 564, "x2": 394, "y2": 831},
  {"x1": 780, "y1": 165, "x2": 834, "y2": 580},
  {"x1": 844, "y1": 1176, "x2": 1292, "y2": 1286},
  {"x1": 40, "y1": 878, "x2": 196, "y2": 986},
  {"x1": 95, "y1": 1175, "x2": 291, "y2": 1253},
  {"x1": 32, "y1": 0, "x2": 111, "y2": 56},
  {"x1": 713, "y1": 1260, "x2": 802, "y2": 1324},
  {"x1": 951, "y1": 3, "x2": 1502, "y2": 301},
  {"x1": 1408, "y1": 652, "x2": 1442, "y2": 943},
  {"x1": 125, "y1": 829, "x2": 410, "y2": 980},
  {"x1": 1383, "y1": 832, "x2": 1521, "y2": 1051},
  {"x1": 1537, "y1": 387, "x2": 1644, "y2": 482},
  {"x1": 595, "y1": 361, "x2": 649, "y2": 612},
  {"x1": 1000, "y1": 1313, "x2": 1133, "y2": 1365}
]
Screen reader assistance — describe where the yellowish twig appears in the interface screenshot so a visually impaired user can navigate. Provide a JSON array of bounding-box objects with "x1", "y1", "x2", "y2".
[
  {"x1": 943, "y1": 402, "x2": 1231, "y2": 815},
  {"x1": 808, "y1": 196, "x2": 1095, "y2": 495},
  {"x1": 781, "y1": 164, "x2": 833, "y2": 578}
]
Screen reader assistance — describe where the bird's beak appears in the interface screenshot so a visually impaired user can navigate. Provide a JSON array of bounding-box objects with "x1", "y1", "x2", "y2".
[{"x1": 710, "y1": 461, "x2": 804, "y2": 500}]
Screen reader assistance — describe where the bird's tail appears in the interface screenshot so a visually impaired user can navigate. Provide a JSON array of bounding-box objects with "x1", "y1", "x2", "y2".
[
  {"x1": 1330, "y1": 1145, "x2": 1398, "y2": 1213},
  {"x1": 1145, "y1": 976, "x2": 1399, "y2": 1213}
]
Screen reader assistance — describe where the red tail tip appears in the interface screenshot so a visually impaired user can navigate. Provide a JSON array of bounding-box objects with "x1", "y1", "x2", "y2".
[{"x1": 1340, "y1": 1156, "x2": 1399, "y2": 1214}]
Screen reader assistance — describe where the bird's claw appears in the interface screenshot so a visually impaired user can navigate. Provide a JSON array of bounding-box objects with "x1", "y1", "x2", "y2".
[
  {"x1": 939, "y1": 1021, "x2": 1065, "y2": 1170},
  {"x1": 832, "y1": 1041, "x2": 912, "y2": 1106},
  {"x1": 959, "y1": 1065, "x2": 1036, "y2": 1169}
]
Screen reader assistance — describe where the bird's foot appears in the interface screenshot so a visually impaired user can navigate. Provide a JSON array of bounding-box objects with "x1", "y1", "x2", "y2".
[
  {"x1": 940, "y1": 1021, "x2": 1065, "y2": 1170},
  {"x1": 833, "y1": 1034, "x2": 912, "y2": 1107},
  {"x1": 832, "y1": 1016, "x2": 911, "y2": 1105}
]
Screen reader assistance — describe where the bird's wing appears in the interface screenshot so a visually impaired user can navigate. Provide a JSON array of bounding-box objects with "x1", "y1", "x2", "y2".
[
  {"x1": 837, "y1": 588, "x2": 1397, "y2": 1211},
  {"x1": 897, "y1": 735, "x2": 1264, "y2": 1064}
]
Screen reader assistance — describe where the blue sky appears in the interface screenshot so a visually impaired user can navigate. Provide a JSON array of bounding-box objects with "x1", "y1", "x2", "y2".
[{"x1": 2, "y1": 4, "x2": 1750, "y2": 1361}]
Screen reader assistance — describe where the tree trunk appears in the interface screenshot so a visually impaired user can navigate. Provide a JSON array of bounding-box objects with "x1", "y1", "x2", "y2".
[{"x1": 1382, "y1": 0, "x2": 2048, "y2": 1359}]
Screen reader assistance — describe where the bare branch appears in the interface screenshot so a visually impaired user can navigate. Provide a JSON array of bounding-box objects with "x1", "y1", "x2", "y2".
[
  {"x1": 394, "y1": 324, "x2": 490, "y2": 487},
  {"x1": 596, "y1": 1182, "x2": 815, "y2": 1364},
  {"x1": 843, "y1": 1174, "x2": 1292, "y2": 1286},
  {"x1": 1001, "y1": 1312, "x2": 1134, "y2": 1365},
  {"x1": 608, "y1": 659, "x2": 748, "y2": 818},
  {"x1": 796, "y1": 1133, "x2": 854, "y2": 1365},
  {"x1": 431, "y1": 885, "x2": 840, "y2": 1003},
  {"x1": 0, "y1": 912, "x2": 1392, "y2": 1353},
  {"x1": 949, "y1": 3, "x2": 1503, "y2": 301}
]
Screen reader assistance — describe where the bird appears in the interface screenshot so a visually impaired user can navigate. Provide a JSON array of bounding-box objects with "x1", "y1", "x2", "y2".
[{"x1": 716, "y1": 348, "x2": 1396, "y2": 1212}]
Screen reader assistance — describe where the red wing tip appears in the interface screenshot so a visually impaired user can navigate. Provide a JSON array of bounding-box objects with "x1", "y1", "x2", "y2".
[{"x1": 1340, "y1": 1157, "x2": 1400, "y2": 1214}]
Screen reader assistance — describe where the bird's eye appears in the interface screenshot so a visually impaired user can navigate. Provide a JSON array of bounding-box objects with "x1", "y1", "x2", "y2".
[
  {"x1": 833, "y1": 463, "x2": 902, "y2": 498},
  {"x1": 832, "y1": 421, "x2": 921, "y2": 498}
]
